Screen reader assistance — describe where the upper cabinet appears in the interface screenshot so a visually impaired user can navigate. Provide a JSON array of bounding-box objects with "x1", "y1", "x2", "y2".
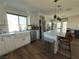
[{"x1": 0, "y1": 7, "x2": 5, "y2": 25}]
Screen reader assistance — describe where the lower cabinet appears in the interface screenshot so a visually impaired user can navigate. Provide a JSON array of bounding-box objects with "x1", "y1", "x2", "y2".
[
  {"x1": 14, "y1": 33, "x2": 30, "y2": 49},
  {"x1": 3, "y1": 36, "x2": 16, "y2": 54},
  {"x1": 15, "y1": 37, "x2": 25, "y2": 49},
  {"x1": 25, "y1": 33, "x2": 31, "y2": 44},
  {"x1": 0, "y1": 37, "x2": 6, "y2": 56},
  {"x1": 0, "y1": 32, "x2": 31, "y2": 56}
]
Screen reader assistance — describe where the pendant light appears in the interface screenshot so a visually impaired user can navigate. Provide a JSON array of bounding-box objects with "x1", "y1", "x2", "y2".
[
  {"x1": 53, "y1": 0, "x2": 62, "y2": 21},
  {"x1": 53, "y1": 0, "x2": 58, "y2": 19}
]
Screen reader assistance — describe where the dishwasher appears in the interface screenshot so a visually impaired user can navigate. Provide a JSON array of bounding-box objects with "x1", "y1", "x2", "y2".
[{"x1": 30, "y1": 30, "x2": 37, "y2": 42}]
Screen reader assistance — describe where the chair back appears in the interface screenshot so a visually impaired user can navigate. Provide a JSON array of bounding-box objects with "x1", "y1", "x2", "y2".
[{"x1": 65, "y1": 30, "x2": 74, "y2": 42}]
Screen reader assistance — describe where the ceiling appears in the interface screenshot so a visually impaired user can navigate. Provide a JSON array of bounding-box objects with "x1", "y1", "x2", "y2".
[{"x1": 1, "y1": 0, "x2": 79, "y2": 17}]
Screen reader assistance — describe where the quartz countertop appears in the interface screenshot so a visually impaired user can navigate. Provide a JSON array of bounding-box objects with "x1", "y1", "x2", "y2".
[
  {"x1": 44, "y1": 30, "x2": 66, "y2": 38},
  {"x1": 0, "y1": 30, "x2": 31, "y2": 37}
]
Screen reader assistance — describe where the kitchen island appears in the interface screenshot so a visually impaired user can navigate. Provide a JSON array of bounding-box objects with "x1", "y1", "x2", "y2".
[{"x1": 44, "y1": 30, "x2": 65, "y2": 54}]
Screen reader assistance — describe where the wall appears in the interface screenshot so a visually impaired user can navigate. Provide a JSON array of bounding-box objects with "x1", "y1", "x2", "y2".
[
  {"x1": 0, "y1": 3, "x2": 40, "y2": 33},
  {"x1": 5, "y1": 5, "x2": 40, "y2": 26},
  {"x1": 67, "y1": 15, "x2": 79, "y2": 30},
  {"x1": 45, "y1": 15, "x2": 79, "y2": 31}
]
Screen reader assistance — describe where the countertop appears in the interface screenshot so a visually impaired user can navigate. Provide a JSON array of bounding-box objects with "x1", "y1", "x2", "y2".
[
  {"x1": 0, "y1": 30, "x2": 31, "y2": 37},
  {"x1": 44, "y1": 30, "x2": 66, "y2": 43},
  {"x1": 44, "y1": 30, "x2": 66, "y2": 38}
]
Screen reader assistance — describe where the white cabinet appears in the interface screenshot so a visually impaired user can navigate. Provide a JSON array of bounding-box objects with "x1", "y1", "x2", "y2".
[
  {"x1": 14, "y1": 34, "x2": 24, "y2": 49},
  {"x1": 0, "y1": 8, "x2": 5, "y2": 24},
  {"x1": 15, "y1": 39, "x2": 22, "y2": 49},
  {"x1": 0, "y1": 37, "x2": 6, "y2": 56},
  {"x1": 3, "y1": 35, "x2": 16, "y2": 53},
  {"x1": 14, "y1": 32, "x2": 31, "y2": 49},
  {"x1": 0, "y1": 31, "x2": 31, "y2": 56},
  {"x1": 25, "y1": 32, "x2": 31, "y2": 44}
]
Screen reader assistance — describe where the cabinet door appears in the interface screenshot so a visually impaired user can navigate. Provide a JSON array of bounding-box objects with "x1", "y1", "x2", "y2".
[
  {"x1": 24, "y1": 32, "x2": 31, "y2": 44},
  {"x1": 0, "y1": 37, "x2": 6, "y2": 56},
  {"x1": 16, "y1": 38, "x2": 25, "y2": 48},
  {"x1": 14, "y1": 34, "x2": 25, "y2": 49},
  {"x1": 3, "y1": 36, "x2": 16, "y2": 53},
  {"x1": 15, "y1": 33, "x2": 30, "y2": 49},
  {"x1": 0, "y1": 8, "x2": 5, "y2": 24}
]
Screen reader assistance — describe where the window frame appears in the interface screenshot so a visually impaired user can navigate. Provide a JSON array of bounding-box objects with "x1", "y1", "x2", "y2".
[
  {"x1": 57, "y1": 22, "x2": 62, "y2": 33},
  {"x1": 56, "y1": 21, "x2": 67, "y2": 33},
  {"x1": 62, "y1": 21, "x2": 67, "y2": 33},
  {"x1": 18, "y1": 16, "x2": 27, "y2": 31}
]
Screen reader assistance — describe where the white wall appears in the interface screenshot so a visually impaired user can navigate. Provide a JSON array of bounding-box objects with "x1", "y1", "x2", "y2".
[
  {"x1": 46, "y1": 15, "x2": 79, "y2": 30},
  {"x1": 67, "y1": 15, "x2": 79, "y2": 30},
  {"x1": 5, "y1": 5, "x2": 40, "y2": 26},
  {"x1": 0, "y1": 4, "x2": 40, "y2": 33}
]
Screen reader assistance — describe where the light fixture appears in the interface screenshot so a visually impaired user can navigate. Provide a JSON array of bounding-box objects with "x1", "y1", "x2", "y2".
[{"x1": 53, "y1": 0, "x2": 62, "y2": 21}]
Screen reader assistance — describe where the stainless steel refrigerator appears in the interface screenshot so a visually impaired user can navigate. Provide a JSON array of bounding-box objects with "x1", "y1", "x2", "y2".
[{"x1": 39, "y1": 16, "x2": 46, "y2": 40}]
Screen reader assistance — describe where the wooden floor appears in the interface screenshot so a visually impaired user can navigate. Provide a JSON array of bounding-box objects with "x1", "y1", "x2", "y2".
[{"x1": 3, "y1": 41, "x2": 67, "y2": 59}]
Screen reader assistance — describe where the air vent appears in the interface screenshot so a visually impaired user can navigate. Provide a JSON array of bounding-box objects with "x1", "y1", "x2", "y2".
[{"x1": 66, "y1": 8, "x2": 72, "y2": 11}]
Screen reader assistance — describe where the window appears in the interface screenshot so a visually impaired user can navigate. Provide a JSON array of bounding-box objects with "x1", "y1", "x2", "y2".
[
  {"x1": 62, "y1": 22, "x2": 67, "y2": 33},
  {"x1": 7, "y1": 13, "x2": 27, "y2": 32},
  {"x1": 56, "y1": 21, "x2": 67, "y2": 33},
  {"x1": 57, "y1": 22, "x2": 61, "y2": 33},
  {"x1": 19, "y1": 16, "x2": 27, "y2": 31},
  {"x1": 7, "y1": 14, "x2": 19, "y2": 32}
]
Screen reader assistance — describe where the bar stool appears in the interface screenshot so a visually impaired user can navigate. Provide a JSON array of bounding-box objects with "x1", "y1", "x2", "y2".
[{"x1": 58, "y1": 30, "x2": 74, "y2": 59}]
